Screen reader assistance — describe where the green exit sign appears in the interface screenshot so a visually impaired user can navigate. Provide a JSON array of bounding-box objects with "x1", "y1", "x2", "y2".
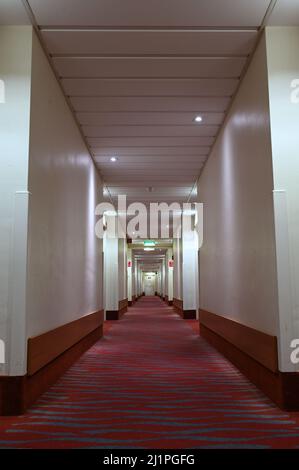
[{"x1": 144, "y1": 240, "x2": 156, "y2": 247}]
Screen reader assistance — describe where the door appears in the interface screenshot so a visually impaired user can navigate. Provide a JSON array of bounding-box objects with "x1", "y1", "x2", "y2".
[{"x1": 144, "y1": 274, "x2": 155, "y2": 296}]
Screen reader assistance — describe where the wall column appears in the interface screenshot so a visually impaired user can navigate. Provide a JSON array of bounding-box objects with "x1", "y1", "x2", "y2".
[
  {"x1": 266, "y1": 26, "x2": 299, "y2": 373},
  {"x1": 166, "y1": 248, "x2": 174, "y2": 305},
  {"x1": 182, "y1": 229, "x2": 198, "y2": 319},
  {"x1": 104, "y1": 226, "x2": 128, "y2": 320}
]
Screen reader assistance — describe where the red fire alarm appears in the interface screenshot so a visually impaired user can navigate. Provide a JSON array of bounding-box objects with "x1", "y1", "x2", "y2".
[
  {"x1": 168, "y1": 260, "x2": 174, "y2": 268},
  {"x1": 128, "y1": 260, "x2": 132, "y2": 268}
]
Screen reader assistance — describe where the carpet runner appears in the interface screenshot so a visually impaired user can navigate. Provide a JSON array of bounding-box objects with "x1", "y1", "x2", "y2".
[{"x1": 1, "y1": 296, "x2": 299, "y2": 449}]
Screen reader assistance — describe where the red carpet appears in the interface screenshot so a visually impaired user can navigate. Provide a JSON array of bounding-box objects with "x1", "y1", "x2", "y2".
[{"x1": 1, "y1": 296, "x2": 299, "y2": 449}]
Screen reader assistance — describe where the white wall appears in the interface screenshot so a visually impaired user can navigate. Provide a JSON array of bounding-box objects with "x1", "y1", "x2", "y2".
[
  {"x1": 0, "y1": 26, "x2": 32, "y2": 375},
  {"x1": 167, "y1": 248, "x2": 174, "y2": 301},
  {"x1": 127, "y1": 247, "x2": 132, "y2": 301},
  {"x1": 173, "y1": 237, "x2": 182, "y2": 300},
  {"x1": 104, "y1": 235, "x2": 119, "y2": 312},
  {"x1": 266, "y1": 27, "x2": 299, "y2": 371},
  {"x1": 118, "y1": 238, "x2": 127, "y2": 301},
  {"x1": 26, "y1": 31, "x2": 103, "y2": 342},
  {"x1": 182, "y1": 230, "x2": 198, "y2": 313},
  {"x1": 143, "y1": 273, "x2": 156, "y2": 296},
  {"x1": 198, "y1": 33, "x2": 279, "y2": 335}
]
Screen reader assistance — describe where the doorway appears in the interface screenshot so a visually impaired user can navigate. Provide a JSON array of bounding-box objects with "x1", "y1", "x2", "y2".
[{"x1": 144, "y1": 273, "x2": 156, "y2": 296}]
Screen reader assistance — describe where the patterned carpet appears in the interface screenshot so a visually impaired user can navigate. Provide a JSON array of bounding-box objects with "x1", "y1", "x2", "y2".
[{"x1": 1, "y1": 296, "x2": 299, "y2": 449}]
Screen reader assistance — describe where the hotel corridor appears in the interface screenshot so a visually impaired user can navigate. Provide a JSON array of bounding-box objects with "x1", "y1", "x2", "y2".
[{"x1": 1, "y1": 297, "x2": 299, "y2": 449}]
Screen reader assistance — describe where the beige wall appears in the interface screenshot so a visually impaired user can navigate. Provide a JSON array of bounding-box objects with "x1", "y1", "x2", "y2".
[
  {"x1": 26, "y1": 32, "x2": 104, "y2": 338},
  {"x1": 0, "y1": 26, "x2": 32, "y2": 375},
  {"x1": 118, "y1": 238, "x2": 127, "y2": 301},
  {"x1": 198, "y1": 33, "x2": 279, "y2": 335},
  {"x1": 266, "y1": 27, "x2": 299, "y2": 371},
  {"x1": 173, "y1": 237, "x2": 182, "y2": 300}
]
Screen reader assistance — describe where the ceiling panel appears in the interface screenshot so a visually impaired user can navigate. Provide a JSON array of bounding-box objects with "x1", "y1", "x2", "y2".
[
  {"x1": 95, "y1": 156, "x2": 207, "y2": 164},
  {"x1": 42, "y1": 30, "x2": 257, "y2": 56},
  {"x1": 87, "y1": 136, "x2": 215, "y2": 147},
  {"x1": 108, "y1": 187, "x2": 192, "y2": 196},
  {"x1": 92, "y1": 147, "x2": 210, "y2": 156},
  {"x1": 268, "y1": 0, "x2": 299, "y2": 25},
  {"x1": 71, "y1": 96, "x2": 230, "y2": 112},
  {"x1": 24, "y1": 0, "x2": 270, "y2": 205},
  {"x1": 100, "y1": 161, "x2": 204, "y2": 170},
  {"x1": 102, "y1": 170, "x2": 199, "y2": 177},
  {"x1": 28, "y1": 0, "x2": 271, "y2": 27},
  {"x1": 107, "y1": 180, "x2": 194, "y2": 187},
  {"x1": 83, "y1": 125, "x2": 219, "y2": 138},
  {"x1": 0, "y1": 0, "x2": 30, "y2": 24},
  {"x1": 102, "y1": 175, "x2": 196, "y2": 183},
  {"x1": 53, "y1": 57, "x2": 246, "y2": 79},
  {"x1": 63, "y1": 78, "x2": 238, "y2": 97},
  {"x1": 77, "y1": 112, "x2": 225, "y2": 126}
]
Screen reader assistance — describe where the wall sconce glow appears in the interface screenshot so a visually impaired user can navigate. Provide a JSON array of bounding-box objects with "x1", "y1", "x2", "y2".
[
  {"x1": 110, "y1": 156, "x2": 118, "y2": 162},
  {"x1": 194, "y1": 115, "x2": 203, "y2": 123}
]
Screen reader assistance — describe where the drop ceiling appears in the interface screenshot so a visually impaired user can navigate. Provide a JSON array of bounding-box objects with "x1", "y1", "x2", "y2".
[{"x1": 2, "y1": 0, "x2": 297, "y2": 206}]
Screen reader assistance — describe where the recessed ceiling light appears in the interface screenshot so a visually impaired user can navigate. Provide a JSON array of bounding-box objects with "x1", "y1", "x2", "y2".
[
  {"x1": 110, "y1": 156, "x2": 118, "y2": 162},
  {"x1": 194, "y1": 115, "x2": 203, "y2": 123}
]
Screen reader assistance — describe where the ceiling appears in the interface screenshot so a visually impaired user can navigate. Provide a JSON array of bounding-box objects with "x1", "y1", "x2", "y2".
[
  {"x1": 130, "y1": 239, "x2": 171, "y2": 271},
  {"x1": 1, "y1": 0, "x2": 298, "y2": 208}
]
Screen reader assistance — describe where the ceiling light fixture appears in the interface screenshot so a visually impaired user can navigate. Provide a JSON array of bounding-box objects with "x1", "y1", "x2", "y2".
[
  {"x1": 144, "y1": 247, "x2": 155, "y2": 252},
  {"x1": 194, "y1": 115, "x2": 203, "y2": 123},
  {"x1": 110, "y1": 156, "x2": 118, "y2": 162}
]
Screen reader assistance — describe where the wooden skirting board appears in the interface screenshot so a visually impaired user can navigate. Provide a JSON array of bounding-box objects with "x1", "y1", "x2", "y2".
[
  {"x1": 164, "y1": 295, "x2": 173, "y2": 306},
  {"x1": 0, "y1": 310, "x2": 104, "y2": 416},
  {"x1": 106, "y1": 298, "x2": 128, "y2": 320},
  {"x1": 200, "y1": 309, "x2": 278, "y2": 372},
  {"x1": 200, "y1": 309, "x2": 299, "y2": 410},
  {"x1": 27, "y1": 310, "x2": 104, "y2": 376},
  {"x1": 173, "y1": 298, "x2": 196, "y2": 319}
]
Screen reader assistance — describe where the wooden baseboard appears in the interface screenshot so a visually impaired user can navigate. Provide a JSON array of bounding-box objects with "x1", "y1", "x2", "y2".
[
  {"x1": 27, "y1": 310, "x2": 104, "y2": 376},
  {"x1": 106, "y1": 298, "x2": 128, "y2": 320},
  {"x1": 200, "y1": 310, "x2": 299, "y2": 410},
  {"x1": 173, "y1": 298, "x2": 182, "y2": 312},
  {"x1": 280, "y1": 373, "x2": 299, "y2": 410},
  {"x1": 0, "y1": 376, "x2": 25, "y2": 416},
  {"x1": 199, "y1": 309, "x2": 278, "y2": 372},
  {"x1": 173, "y1": 298, "x2": 196, "y2": 319},
  {"x1": 0, "y1": 326, "x2": 102, "y2": 416},
  {"x1": 106, "y1": 310, "x2": 119, "y2": 320},
  {"x1": 165, "y1": 295, "x2": 173, "y2": 306}
]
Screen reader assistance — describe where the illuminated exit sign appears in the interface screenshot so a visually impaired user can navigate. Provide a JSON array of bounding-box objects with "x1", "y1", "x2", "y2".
[{"x1": 144, "y1": 240, "x2": 156, "y2": 247}]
